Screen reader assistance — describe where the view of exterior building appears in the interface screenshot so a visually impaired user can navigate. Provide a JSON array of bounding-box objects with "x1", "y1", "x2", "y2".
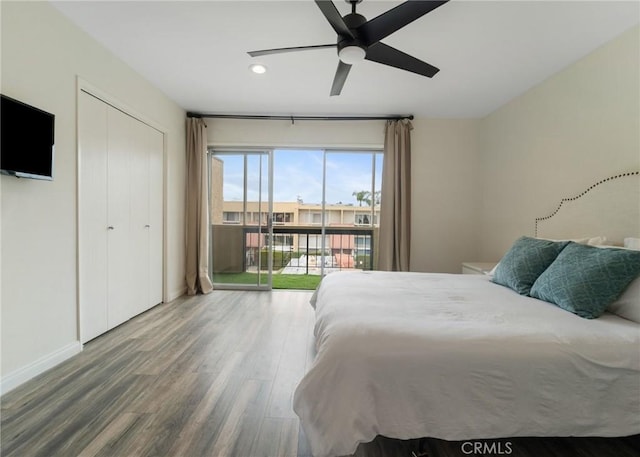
[
  {"x1": 215, "y1": 200, "x2": 379, "y2": 270},
  {"x1": 209, "y1": 154, "x2": 381, "y2": 279}
]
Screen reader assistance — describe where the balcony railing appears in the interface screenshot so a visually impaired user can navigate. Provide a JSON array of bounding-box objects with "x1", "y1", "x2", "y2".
[
  {"x1": 211, "y1": 224, "x2": 376, "y2": 280},
  {"x1": 247, "y1": 226, "x2": 375, "y2": 275}
]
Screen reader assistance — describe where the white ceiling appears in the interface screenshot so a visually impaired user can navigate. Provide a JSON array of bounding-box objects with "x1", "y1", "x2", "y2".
[{"x1": 51, "y1": 0, "x2": 639, "y2": 118}]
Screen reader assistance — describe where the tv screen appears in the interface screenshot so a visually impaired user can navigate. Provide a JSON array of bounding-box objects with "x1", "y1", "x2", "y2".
[{"x1": 0, "y1": 94, "x2": 55, "y2": 181}]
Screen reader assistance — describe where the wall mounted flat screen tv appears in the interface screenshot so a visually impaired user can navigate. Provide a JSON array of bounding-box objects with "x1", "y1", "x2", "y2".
[{"x1": 1, "y1": 94, "x2": 55, "y2": 181}]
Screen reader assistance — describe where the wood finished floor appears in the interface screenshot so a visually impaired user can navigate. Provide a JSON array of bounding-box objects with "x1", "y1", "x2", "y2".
[{"x1": 2, "y1": 290, "x2": 638, "y2": 457}]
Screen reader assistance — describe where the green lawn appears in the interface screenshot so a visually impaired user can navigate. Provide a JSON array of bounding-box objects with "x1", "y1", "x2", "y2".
[
  {"x1": 272, "y1": 274, "x2": 321, "y2": 290},
  {"x1": 211, "y1": 272, "x2": 321, "y2": 290}
]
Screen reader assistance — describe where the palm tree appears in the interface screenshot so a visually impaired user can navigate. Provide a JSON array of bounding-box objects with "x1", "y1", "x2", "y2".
[{"x1": 352, "y1": 190, "x2": 372, "y2": 207}]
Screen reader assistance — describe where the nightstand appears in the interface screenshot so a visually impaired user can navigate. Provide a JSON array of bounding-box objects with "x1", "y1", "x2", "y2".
[{"x1": 461, "y1": 262, "x2": 497, "y2": 275}]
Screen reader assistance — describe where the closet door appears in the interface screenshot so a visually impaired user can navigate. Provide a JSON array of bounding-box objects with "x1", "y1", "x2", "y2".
[
  {"x1": 79, "y1": 92, "x2": 109, "y2": 343},
  {"x1": 129, "y1": 118, "x2": 163, "y2": 314},
  {"x1": 106, "y1": 107, "x2": 136, "y2": 328},
  {"x1": 79, "y1": 91, "x2": 164, "y2": 341},
  {"x1": 148, "y1": 129, "x2": 164, "y2": 307},
  {"x1": 129, "y1": 118, "x2": 151, "y2": 316}
]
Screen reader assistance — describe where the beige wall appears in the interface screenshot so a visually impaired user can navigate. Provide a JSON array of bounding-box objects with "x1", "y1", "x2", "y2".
[
  {"x1": 479, "y1": 25, "x2": 640, "y2": 262},
  {"x1": 1, "y1": 2, "x2": 186, "y2": 388},
  {"x1": 410, "y1": 119, "x2": 482, "y2": 273},
  {"x1": 207, "y1": 118, "x2": 385, "y2": 149},
  {"x1": 207, "y1": 117, "x2": 482, "y2": 273}
]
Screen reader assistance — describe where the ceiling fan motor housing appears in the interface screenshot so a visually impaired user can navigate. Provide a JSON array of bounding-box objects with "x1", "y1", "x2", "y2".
[{"x1": 337, "y1": 13, "x2": 367, "y2": 55}]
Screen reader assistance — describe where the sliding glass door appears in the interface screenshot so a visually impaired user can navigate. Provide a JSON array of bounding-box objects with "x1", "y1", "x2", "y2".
[
  {"x1": 208, "y1": 148, "x2": 382, "y2": 291},
  {"x1": 323, "y1": 151, "x2": 383, "y2": 271},
  {"x1": 271, "y1": 149, "x2": 382, "y2": 279},
  {"x1": 208, "y1": 150, "x2": 272, "y2": 289}
]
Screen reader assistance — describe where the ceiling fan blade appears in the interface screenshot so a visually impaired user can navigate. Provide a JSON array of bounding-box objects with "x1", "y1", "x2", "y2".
[
  {"x1": 315, "y1": 0, "x2": 354, "y2": 39},
  {"x1": 357, "y1": 0, "x2": 449, "y2": 46},
  {"x1": 365, "y1": 42, "x2": 439, "y2": 78},
  {"x1": 330, "y1": 61, "x2": 352, "y2": 96},
  {"x1": 248, "y1": 44, "x2": 336, "y2": 57}
]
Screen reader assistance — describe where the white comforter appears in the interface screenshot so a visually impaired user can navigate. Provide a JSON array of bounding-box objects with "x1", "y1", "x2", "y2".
[{"x1": 293, "y1": 271, "x2": 640, "y2": 457}]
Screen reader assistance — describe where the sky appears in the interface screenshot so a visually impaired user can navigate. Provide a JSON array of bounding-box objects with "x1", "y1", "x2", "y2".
[{"x1": 217, "y1": 149, "x2": 383, "y2": 206}]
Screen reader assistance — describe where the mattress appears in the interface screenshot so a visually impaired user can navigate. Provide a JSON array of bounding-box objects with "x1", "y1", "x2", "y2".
[{"x1": 293, "y1": 271, "x2": 640, "y2": 457}]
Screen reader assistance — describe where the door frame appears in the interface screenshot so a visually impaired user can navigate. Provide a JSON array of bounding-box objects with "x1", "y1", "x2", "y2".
[{"x1": 208, "y1": 148, "x2": 274, "y2": 290}]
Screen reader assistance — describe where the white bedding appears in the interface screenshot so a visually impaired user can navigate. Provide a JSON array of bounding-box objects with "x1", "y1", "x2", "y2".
[{"x1": 293, "y1": 271, "x2": 640, "y2": 457}]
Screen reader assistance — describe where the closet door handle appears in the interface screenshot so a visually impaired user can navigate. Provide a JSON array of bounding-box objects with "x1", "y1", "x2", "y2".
[
  {"x1": 144, "y1": 224, "x2": 151, "y2": 228},
  {"x1": 107, "y1": 226, "x2": 115, "y2": 230}
]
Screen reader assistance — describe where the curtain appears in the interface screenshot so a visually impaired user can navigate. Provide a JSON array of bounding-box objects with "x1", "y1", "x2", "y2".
[
  {"x1": 378, "y1": 119, "x2": 412, "y2": 271},
  {"x1": 185, "y1": 118, "x2": 214, "y2": 295}
]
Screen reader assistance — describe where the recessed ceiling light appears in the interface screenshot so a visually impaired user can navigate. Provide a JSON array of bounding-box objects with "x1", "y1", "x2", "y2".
[{"x1": 249, "y1": 64, "x2": 267, "y2": 74}]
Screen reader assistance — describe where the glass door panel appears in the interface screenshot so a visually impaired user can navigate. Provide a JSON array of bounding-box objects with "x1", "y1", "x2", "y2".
[
  {"x1": 324, "y1": 151, "x2": 382, "y2": 271},
  {"x1": 209, "y1": 151, "x2": 272, "y2": 289}
]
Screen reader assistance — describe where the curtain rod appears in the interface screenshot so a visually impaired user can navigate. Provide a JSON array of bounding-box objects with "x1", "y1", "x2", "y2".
[{"x1": 187, "y1": 112, "x2": 413, "y2": 121}]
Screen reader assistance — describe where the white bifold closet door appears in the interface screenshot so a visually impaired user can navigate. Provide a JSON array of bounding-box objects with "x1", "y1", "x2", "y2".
[{"x1": 79, "y1": 91, "x2": 163, "y2": 343}]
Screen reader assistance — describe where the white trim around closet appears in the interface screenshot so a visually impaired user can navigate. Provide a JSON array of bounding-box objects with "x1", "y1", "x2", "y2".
[{"x1": 75, "y1": 77, "x2": 169, "y2": 346}]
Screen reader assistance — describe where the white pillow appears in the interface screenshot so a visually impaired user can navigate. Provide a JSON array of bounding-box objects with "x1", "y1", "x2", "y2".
[
  {"x1": 624, "y1": 237, "x2": 640, "y2": 250},
  {"x1": 595, "y1": 244, "x2": 632, "y2": 250},
  {"x1": 608, "y1": 275, "x2": 640, "y2": 323},
  {"x1": 585, "y1": 236, "x2": 609, "y2": 246},
  {"x1": 536, "y1": 236, "x2": 608, "y2": 245}
]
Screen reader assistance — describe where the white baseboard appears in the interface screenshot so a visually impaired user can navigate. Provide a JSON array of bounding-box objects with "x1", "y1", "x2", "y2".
[
  {"x1": 168, "y1": 286, "x2": 187, "y2": 302},
  {"x1": 0, "y1": 341, "x2": 82, "y2": 396}
]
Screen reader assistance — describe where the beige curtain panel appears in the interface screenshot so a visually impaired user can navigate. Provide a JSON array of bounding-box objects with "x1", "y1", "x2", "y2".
[
  {"x1": 379, "y1": 119, "x2": 412, "y2": 271},
  {"x1": 185, "y1": 118, "x2": 214, "y2": 295}
]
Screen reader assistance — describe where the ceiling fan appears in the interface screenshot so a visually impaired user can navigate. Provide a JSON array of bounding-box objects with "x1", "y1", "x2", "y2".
[{"x1": 248, "y1": 0, "x2": 449, "y2": 96}]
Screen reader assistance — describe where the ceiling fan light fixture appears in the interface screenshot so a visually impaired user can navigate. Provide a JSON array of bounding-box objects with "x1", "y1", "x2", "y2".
[
  {"x1": 338, "y1": 46, "x2": 366, "y2": 65},
  {"x1": 249, "y1": 63, "x2": 267, "y2": 74},
  {"x1": 246, "y1": 0, "x2": 449, "y2": 95}
]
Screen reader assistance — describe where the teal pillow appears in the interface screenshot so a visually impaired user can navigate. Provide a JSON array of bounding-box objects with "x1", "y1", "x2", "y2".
[
  {"x1": 492, "y1": 236, "x2": 569, "y2": 295},
  {"x1": 530, "y1": 243, "x2": 640, "y2": 319}
]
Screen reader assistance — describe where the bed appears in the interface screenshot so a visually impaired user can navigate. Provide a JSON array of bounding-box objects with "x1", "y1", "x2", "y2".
[{"x1": 293, "y1": 172, "x2": 640, "y2": 457}]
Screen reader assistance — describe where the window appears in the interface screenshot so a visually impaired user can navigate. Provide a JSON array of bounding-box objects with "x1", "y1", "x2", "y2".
[
  {"x1": 325, "y1": 151, "x2": 382, "y2": 228},
  {"x1": 355, "y1": 214, "x2": 370, "y2": 225},
  {"x1": 355, "y1": 236, "x2": 371, "y2": 250},
  {"x1": 355, "y1": 213, "x2": 378, "y2": 226},
  {"x1": 223, "y1": 211, "x2": 241, "y2": 224},
  {"x1": 273, "y1": 212, "x2": 293, "y2": 224},
  {"x1": 253, "y1": 212, "x2": 268, "y2": 224}
]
